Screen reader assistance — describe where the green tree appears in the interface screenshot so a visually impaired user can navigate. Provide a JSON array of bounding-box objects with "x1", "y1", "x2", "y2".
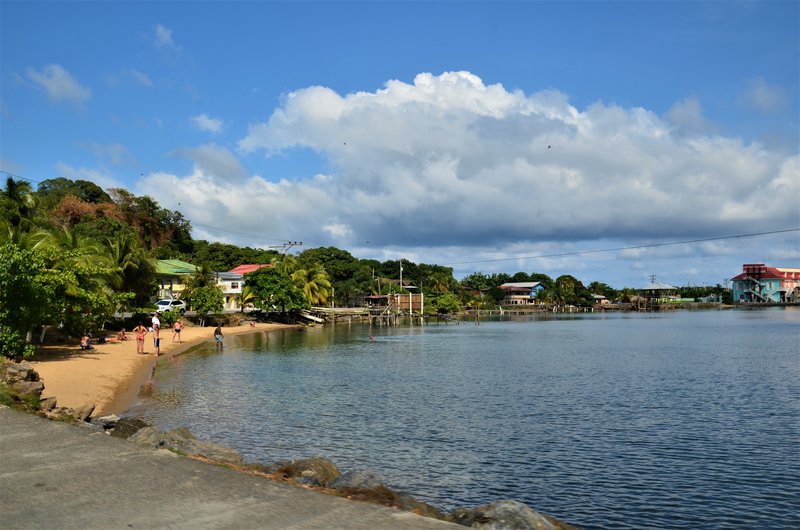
[
  {"x1": 430, "y1": 292, "x2": 461, "y2": 314},
  {"x1": 187, "y1": 286, "x2": 224, "y2": 327},
  {"x1": 104, "y1": 233, "x2": 157, "y2": 306},
  {"x1": 0, "y1": 243, "x2": 50, "y2": 358},
  {"x1": 2, "y1": 177, "x2": 37, "y2": 229},
  {"x1": 245, "y1": 267, "x2": 308, "y2": 313},
  {"x1": 291, "y1": 263, "x2": 332, "y2": 306}
]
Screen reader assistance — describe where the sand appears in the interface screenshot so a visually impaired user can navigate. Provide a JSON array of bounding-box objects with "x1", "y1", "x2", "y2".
[{"x1": 30, "y1": 322, "x2": 297, "y2": 416}]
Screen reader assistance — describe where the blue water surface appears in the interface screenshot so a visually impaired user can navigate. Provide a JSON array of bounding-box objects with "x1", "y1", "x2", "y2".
[{"x1": 131, "y1": 309, "x2": 800, "y2": 529}]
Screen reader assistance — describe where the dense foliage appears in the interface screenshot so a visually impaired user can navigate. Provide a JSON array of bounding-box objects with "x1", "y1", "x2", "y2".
[{"x1": 0, "y1": 175, "x2": 734, "y2": 358}]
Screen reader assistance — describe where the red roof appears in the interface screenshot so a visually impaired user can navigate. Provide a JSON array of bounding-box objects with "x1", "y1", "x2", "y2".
[
  {"x1": 228, "y1": 264, "x2": 272, "y2": 275},
  {"x1": 731, "y1": 264, "x2": 800, "y2": 280}
]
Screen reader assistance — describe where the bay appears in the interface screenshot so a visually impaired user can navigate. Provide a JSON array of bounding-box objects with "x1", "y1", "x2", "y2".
[{"x1": 130, "y1": 308, "x2": 800, "y2": 529}]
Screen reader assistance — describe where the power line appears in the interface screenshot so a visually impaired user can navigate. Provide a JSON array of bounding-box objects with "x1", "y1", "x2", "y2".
[{"x1": 445, "y1": 228, "x2": 800, "y2": 266}]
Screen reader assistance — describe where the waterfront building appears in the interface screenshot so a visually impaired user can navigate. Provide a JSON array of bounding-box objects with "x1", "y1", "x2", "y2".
[
  {"x1": 731, "y1": 264, "x2": 800, "y2": 303},
  {"x1": 499, "y1": 282, "x2": 544, "y2": 306},
  {"x1": 215, "y1": 271, "x2": 244, "y2": 311},
  {"x1": 155, "y1": 259, "x2": 199, "y2": 300}
]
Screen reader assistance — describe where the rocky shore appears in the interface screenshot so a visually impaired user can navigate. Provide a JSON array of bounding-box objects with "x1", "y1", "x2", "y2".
[{"x1": 2, "y1": 357, "x2": 580, "y2": 530}]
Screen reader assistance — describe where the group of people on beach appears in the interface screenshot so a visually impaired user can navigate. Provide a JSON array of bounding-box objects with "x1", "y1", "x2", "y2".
[
  {"x1": 129, "y1": 315, "x2": 186, "y2": 355},
  {"x1": 125, "y1": 316, "x2": 223, "y2": 355}
]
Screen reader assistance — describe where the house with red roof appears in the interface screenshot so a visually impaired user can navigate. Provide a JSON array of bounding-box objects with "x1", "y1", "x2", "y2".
[
  {"x1": 228, "y1": 263, "x2": 272, "y2": 275},
  {"x1": 731, "y1": 264, "x2": 800, "y2": 303}
]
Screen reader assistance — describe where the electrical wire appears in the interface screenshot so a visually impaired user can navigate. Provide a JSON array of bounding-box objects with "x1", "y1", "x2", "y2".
[{"x1": 444, "y1": 228, "x2": 800, "y2": 266}]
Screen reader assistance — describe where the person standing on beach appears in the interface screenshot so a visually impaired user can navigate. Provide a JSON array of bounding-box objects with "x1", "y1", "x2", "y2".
[
  {"x1": 134, "y1": 323, "x2": 148, "y2": 355},
  {"x1": 172, "y1": 319, "x2": 182, "y2": 343},
  {"x1": 151, "y1": 314, "x2": 161, "y2": 355},
  {"x1": 214, "y1": 325, "x2": 224, "y2": 351}
]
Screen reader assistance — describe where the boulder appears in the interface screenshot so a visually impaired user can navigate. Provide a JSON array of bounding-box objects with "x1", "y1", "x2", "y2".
[
  {"x1": 451, "y1": 500, "x2": 579, "y2": 530},
  {"x1": 330, "y1": 468, "x2": 385, "y2": 490},
  {"x1": 128, "y1": 426, "x2": 243, "y2": 465},
  {"x1": 110, "y1": 417, "x2": 151, "y2": 438},
  {"x1": 11, "y1": 380, "x2": 45, "y2": 398},
  {"x1": 72, "y1": 404, "x2": 95, "y2": 422},
  {"x1": 91, "y1": 414, "x2": 120, "y2": 430},
  {"x1": 275, "y1": 457, "x2": 342, "y2": 486},
  {"x1": 38, "y1": 397, "x2": 57, "y2": 412}
]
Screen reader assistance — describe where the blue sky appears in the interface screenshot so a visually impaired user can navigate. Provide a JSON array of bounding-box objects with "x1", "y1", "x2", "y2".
[{"x1": 2, "y1": 1, "x2": 798, "y2": 288}]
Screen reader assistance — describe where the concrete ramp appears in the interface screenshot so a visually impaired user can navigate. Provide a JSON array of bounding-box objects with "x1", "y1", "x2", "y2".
[{"x1": 0, "y1": 407, "x2": 458, "y2": 529}]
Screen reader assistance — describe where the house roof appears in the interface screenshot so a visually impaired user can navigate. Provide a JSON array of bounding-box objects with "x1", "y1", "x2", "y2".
[
  {"x1": 731, "y1": 264, "x2": 800, "y2": 281},
  {"x1": 639, "y1": 282, "x2": 677, "y2": 291},
  {"x1": 156, "y1": 259, "x2": 198, "y2": 275},
  {"x1": 215, "y1": 272, "x2": 243, "y2": 281},
  {"x1": 228, "y1": 263, "x2": 272, "y2": 275},
  {"x1": 500, "y1": 282, "x2": 542, "y2": 290}
]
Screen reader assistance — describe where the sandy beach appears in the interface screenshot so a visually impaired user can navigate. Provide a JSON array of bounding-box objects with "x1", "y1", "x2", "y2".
[{"x1": 30, "y1": 322, "x2": 297, "y2": 416}]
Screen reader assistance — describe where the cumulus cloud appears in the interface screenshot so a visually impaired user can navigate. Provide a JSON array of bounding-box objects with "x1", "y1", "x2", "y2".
[
  {"x1": 665, "y1": 96, "x2": 712, "y2": 132},
  {"x1": 740, "y1": 77, "x2": 789, "y2": 113},
  {"x1": 55, "y1": 161, "x2": 120, "y2": 190},
  {"x1": 26, "y1": 64, "x2": 91, "y2": 104},
  {"x1": 141, "y1": 71, "x2": 797, "y2": 284},
  {"x1": 86, "y1": 143, "x2": 136, "y2": 166},
  {"x1": 191, "y1": 113, "x2": 224, "y2": 134},
  {"x1": 170, "y1": 143, "x2": 247, "y2": 181}
]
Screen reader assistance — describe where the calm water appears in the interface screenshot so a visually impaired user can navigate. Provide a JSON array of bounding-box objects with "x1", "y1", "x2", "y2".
[{"x1": 131, "y1": 309, "x2": 800, "y2": 529}]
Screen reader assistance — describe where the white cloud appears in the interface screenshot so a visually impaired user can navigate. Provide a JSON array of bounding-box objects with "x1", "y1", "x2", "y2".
[
  {"x1": 26, "y1": 64, "x2": 91, "y2": 104},
  {"x1": 127, "y1": 68, "x2": 153, "y2": 87},
  {"x1": 665, "y1": 96, "x2": 712, "y2": 132},
  {"x1": 740, "y1": 77, "x2": 789, "y2": 113},
  {"x1": 86, "y1": 143, "x2": 136, "y2": 166},
  {"x1": 171, "y1": 144, "x2": 246, "y2": 181},
  {"x1": 154, "y1": 24, "x2": 177, "y2": 49},
  {"x1": 191, "y1": 114, "x2": 224, "y2": 134},
  {"x1": 140, "y1": 71, "x2": 798, "y2": 286},
  {"x1": 55, "y1": 162, "x2": 120, "y2": 190}
]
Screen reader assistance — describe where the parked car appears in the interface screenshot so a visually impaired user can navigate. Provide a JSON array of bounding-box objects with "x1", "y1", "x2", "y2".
[{"x1": 154, "y1": 299, "x2": 187, "y2": 314}]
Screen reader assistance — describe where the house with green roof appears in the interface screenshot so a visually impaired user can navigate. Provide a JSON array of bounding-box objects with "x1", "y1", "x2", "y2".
[{"x1": 155, "y1": 259, "x2": 198, "y2": 300}]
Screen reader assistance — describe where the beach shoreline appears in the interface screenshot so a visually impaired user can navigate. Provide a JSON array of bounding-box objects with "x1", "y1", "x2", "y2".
[{"x1": 30, "y1": 322, "x2": 299, "y2": 415}]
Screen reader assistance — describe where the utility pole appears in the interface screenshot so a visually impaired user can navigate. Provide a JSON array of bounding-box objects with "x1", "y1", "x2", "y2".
[{"x1": 268, "y1": 241, "x2": 303, "y2": 254}]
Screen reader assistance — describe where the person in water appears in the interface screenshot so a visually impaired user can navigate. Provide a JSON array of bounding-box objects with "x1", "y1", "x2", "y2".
[{"x1": 214, "y1": 325, "x2": 224, "y2": 350}]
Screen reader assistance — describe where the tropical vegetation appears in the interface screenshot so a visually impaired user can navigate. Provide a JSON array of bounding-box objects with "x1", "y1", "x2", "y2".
[{"x1": 0, "y1": 175, "x2": 731, "y2": 358}]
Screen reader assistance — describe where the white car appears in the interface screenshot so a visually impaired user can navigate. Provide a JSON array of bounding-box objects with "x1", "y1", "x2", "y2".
[{"x1": 155, "y1": 299, "x2": 187, "y2": 314}]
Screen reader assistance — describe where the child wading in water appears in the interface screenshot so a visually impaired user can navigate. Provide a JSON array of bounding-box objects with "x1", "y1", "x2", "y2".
[{"x1": 214, "y1": 325, "x2": 224, "y2": 351}]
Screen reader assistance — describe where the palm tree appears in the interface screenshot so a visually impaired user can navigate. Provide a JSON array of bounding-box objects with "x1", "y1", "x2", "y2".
[
  {"x1": 291, "y1": 263, "x2": 332, "y2": 306},
  {"x1": 237, "y1": 285, "x2": 256, "y2": 312},
  {"x1": 104, "y1": 232, "x2": 157, "y2": 305},
  {"x1": 2, "y1": 177, "x2": 37, "y2": 229}
]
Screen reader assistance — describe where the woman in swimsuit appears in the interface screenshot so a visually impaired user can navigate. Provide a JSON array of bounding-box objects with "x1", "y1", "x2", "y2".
[
  {"x1": 172, "y1": 320, "x2": 182, "y2": 343},
  {"x1": 133, "y1": 323, "x2": 148, "y2": 354}
]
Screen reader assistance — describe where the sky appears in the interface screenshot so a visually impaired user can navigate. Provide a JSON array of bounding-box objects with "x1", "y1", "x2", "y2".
[{"x1": 1, "y1": 1, "x2": 798, "y2": 289}]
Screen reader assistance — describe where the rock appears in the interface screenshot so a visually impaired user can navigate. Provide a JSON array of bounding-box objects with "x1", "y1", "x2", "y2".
[
  {"x1": 38, "y1": 397, "x2": 57, "y2": 412},
  {"x1": 110, "y1": 417, "x2": 151, "y2": 438},
  {"x1": 330, "y1": 468, "x2": 385, "y2": 490},
  {"x1": 72, "y1": 404, "x2": 95, "y2": 422},
  {"x1": 91, "y1": 414, "x2": 120, "y2": 430},
  {"x1": 1, "y1": 360, "x2": 40, "y2": 382},
  {"x1": 276, "y1": 457, "x2": 342, "y2": 486},
  {"x1": 296, "y1": 476, "x2": 321, "y2": 487},
  {"x1": 451, "y1": 500, "x2": 579, "y2": 530},
  {"x1": 11, "y1": 380, "x2": 45, "y2": 398},
  {"x1": 394, "y1": 492, "x2": 447, "y2": 520},
  {"x1": 128, "y1": 426, "x2": 243, "y2": 465}
]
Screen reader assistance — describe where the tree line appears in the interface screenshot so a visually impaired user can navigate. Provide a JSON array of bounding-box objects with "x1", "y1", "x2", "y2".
[{"x1": 1, "y1": 176, "x2": 728, "y2": 358}]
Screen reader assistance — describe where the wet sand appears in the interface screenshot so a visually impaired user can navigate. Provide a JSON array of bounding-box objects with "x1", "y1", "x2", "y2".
[{"x1": 30, "y1": 322, "x2": 297, "y2": 415}]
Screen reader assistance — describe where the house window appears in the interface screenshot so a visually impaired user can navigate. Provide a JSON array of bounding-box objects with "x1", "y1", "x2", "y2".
[{"x1": 231, "y1": 282, "x2": 239, "y2": 289}]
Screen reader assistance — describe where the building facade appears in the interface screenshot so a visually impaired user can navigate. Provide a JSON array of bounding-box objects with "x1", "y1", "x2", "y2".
[
  {"x1": 499, "y1": 282, "x2": 544, "y2": 306},
  {"x1": 731, "y1": 264, "x2": 800, "y2": 303}
]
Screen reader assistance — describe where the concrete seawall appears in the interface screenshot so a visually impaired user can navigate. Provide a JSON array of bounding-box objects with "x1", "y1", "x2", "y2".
[{"x1": 0, "y1": 406, "x2": 459, "y2": 529}]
